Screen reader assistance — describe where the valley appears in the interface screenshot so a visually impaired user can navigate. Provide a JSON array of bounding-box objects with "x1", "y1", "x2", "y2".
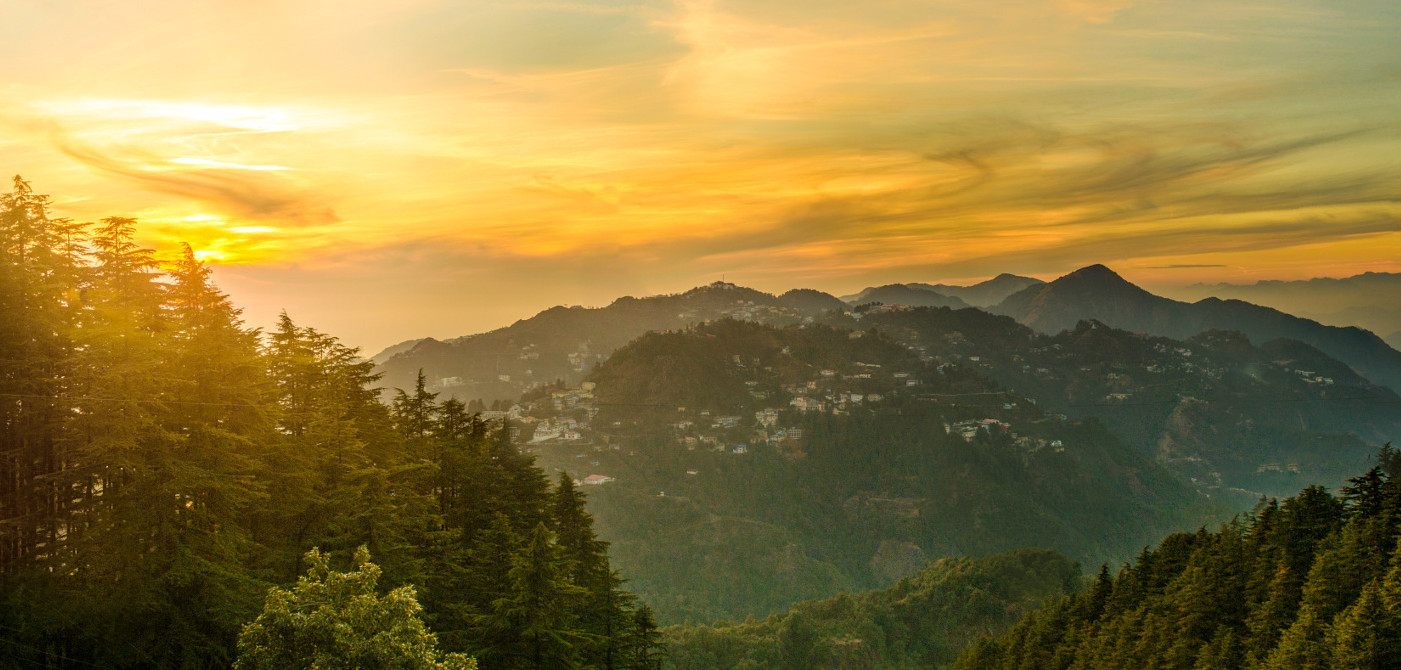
[{"x1": 372, "y1": 267, "x2": 1401, "y2": 628}]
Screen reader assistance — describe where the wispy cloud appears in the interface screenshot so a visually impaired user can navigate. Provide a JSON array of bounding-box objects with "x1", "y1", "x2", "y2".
[
  {"x1": 3, "y1": 0, "x2": 1400, "y2": 349},
  {"x1": 54, "y1": 134, "x2": 338, "y2": 226}
]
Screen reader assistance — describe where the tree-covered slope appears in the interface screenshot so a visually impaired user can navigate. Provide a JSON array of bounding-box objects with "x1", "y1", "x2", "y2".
[
  {"x1": 666, "y1": 548, "x2": 1080, "y2": 670},
  {"x1": 956, "y1": 448, "x2": 1401, "y2": 670},
  {"x1": 854, "y1": 307, "x2": 1401, "y2": 499},
  {"x1": 534, "y1": 319, "x2": 1212, "y2": 625},
  {"x1": 778, "y1": 288, "x2": 847, "y2": 314}
]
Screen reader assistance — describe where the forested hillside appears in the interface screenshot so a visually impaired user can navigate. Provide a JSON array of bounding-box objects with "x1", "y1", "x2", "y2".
[
  {"x1": 851, "y1": 306, "x2": 1401, "y2": 498},
  {"x1": 665, "y1": 549, "x2": 1080, "y2": 669},
  {"x1": 531, "y1": 319, "x2": 1211, "y2": 624},
  {"x1": 0, "y1": 178, "x2": 662, "y2": 668},
  {"x1": 956, "y1": 447, "x2": 1401, "y2": 670}
]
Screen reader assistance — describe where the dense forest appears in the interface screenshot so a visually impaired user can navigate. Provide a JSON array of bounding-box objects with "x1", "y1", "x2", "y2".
[
  {"x1": 956, "y1": 447, "x2": 1401, "y2": 669},
  {"x1": 0, "y1": 178, "x2": 662, "y2": 668},
  {"x1": 664, "y1": 548, "x2": 1079, "y2": 669}
]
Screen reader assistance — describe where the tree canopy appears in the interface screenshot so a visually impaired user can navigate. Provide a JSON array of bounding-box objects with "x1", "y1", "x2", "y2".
[
  {"x1": 235, "y1": 546, "x2": 477, "y2": 670},
  {"x1": 0, "y1": 178, "x2": 662, "y2": 670}
]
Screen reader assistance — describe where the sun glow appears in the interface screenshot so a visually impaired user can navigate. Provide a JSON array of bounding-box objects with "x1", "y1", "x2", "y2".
[
  {"x1": 191, "y1": 249, "x2": 227, "y2": 262},
  {"x1": 169, "y1": 158, "x2": 294, "y2": 172},
  {"x1": 38, "y1": 98, "x2": 305, "y2": 133},
  {"x1": 4, "y1": 0, "x2": 1397, "y2": 349}
]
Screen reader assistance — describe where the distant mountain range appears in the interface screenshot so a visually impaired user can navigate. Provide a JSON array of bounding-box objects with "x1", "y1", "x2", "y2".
[
  {"x1": 841, "y1": 284, "x2": 971, "y2": 309},
  {"x1": 853, "y1": 305, "x2": 1400, "y2": 497},
  {"x1": 536, "y1": 307, "x2": 1399, "y2": 624},
  {"x1": 1169, "y1": 271, "x2": 1401, "y2": 345},
  {"x1": 992, "y1": 264, "x2": 1401, "y2": 393},
  {"x1": 372, "y1": 282, "x2": 850, "y2": 402},
  {"x1": 372, "y1": 267, "x2": 1401, "y2": 401},
  {"x1": 840, "y1": 273, "x2": 1043, "y2": 308},
  {"x1": 369, "y1": 266, "x2": 1401, "y2": 627}
]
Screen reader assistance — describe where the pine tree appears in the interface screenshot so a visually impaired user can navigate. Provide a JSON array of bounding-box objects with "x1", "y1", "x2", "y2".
[
  {"x1": 1192, "y1": 628, "x2": 1240, "y2": 669},
  {"x1": 257, "y1": 313, "x2": 397, "y2": 580},
  {"x1": 1327, "y1": 580, "x2": 1400, "y2": 669},
  {"x1": 489, "y1": 522, "x2": 587, "y2": 670},
  {"x1": 624, "y1": 605, "x2": 665, "y2": 670},
  {"x1": 0, "y1": 182, "x2": 659, "y2": 669},
  {"x1": 0, "y1": 176, "x2": 85, "y2": 569},
  {"x1": 392, "y1": 369, "x2": 439, "y2": 443}
]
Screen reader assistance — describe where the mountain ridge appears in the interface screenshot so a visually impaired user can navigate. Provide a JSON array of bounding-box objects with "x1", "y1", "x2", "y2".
[
  {"x1": 992, "y1": 265, "x2": 1401, "y2": 393},
  {"x1": 372, "y1": 282, "x2": 847, "y2": 401},
  {"x1": 840, "y1": 274, "x2": 1043, "y2": 307},
  {"x1": 1171, "y1": 271, "x2": 1401, "y2": 338}
]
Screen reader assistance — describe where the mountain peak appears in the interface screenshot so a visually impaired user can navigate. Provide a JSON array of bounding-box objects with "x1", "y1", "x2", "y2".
[
  {"x1": 1060, "y1": 264, "x2": 1126, "y2": 283},
  {"x1": 1045, "y1": 265, "x2": 1152, "y2": 297},
  {"x1": 991, "y1": 264, "x2": 1166, "y2": 335}
]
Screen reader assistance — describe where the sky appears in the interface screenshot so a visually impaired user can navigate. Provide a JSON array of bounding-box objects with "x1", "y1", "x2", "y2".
[{"x1": 3, "y1": 0, "x2": 1400, "y2": 353}]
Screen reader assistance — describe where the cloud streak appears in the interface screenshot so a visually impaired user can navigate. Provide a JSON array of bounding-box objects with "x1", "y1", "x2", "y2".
[
  {"x1": 55, "y1": 135, "x2": 338, "y2": 226},
  {"x1": 4, "y1": 0, "x2": 1400, "y2": 349}
]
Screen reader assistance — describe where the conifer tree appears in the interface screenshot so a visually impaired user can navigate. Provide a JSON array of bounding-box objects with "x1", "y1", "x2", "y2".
[
  {"x1": 392, "y1": 369, "x2": 439, "y2": 443},
  {"x1": 1327, "y1": 580, "x2": 1400, "y2": 669},
  {"x1": 625, "y1": 606, "x2": 665, "y2": 670},
  {"x1": 0, "y1": 176, "x2": 84, "y2": 569},
  {"x1": 489, "y1": 522, "x2": 587, "y2": 670},
  {"x1": 0, "y1": 181, "x2": 665, "y2": 669}
]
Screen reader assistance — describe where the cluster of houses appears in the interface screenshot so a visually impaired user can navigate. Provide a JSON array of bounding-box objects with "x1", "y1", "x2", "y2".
[
  {"x1": 779, "y1": 365, "x2": 903, "y2": 416},
  {"x1": 943, "y1": 418, "x2": 1065, "y2": 452},
  {"x1": 1292, "y1": 369, "x2": 1335, "y2": 385},
  {"x1": 666, "y1": 409, "x2": 805, "y2": 454}
]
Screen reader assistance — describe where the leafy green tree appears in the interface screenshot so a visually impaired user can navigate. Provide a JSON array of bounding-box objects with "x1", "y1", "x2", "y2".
[
  {"x1": 235, "y1": 546, "x2": 476, "y2": 670},
  {"x1": 776, "y1": 611, "x2": 817, "y2": 670}
]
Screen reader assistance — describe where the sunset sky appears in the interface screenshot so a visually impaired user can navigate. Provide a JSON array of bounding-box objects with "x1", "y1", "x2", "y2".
[{"x1": 4, "y1": 0, "x2": 1400, "y2": 352}]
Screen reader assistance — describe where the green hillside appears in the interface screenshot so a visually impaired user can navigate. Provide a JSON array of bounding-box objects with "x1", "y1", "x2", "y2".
[
  {"x1": 531, "y1": 319, "x2": 1213, "y2": 624},
  {"x1": 666, "y1": 548, "x2": 1080, "y2": 670},
  {"x1": 957, "y1": 448, "x2": 1401, "y2": 670},
  {"x1": 853, "y1": 307, "x2": 1401, "y2": 499}
]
